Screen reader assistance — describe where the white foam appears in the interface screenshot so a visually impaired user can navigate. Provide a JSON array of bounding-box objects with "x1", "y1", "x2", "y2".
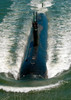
[
  {"x1": 0, "y1": 81, "x2": 62, "y2": 93},
  {"x1": 47, "y1": 10, "x2": 71, "y2": 78},
  {"x1": 0, "y1": 0, "x2": 71, "y2": 80},
  {"x1": 0, "y1": 0, "x2": 32, "y2": 79},
  {"x1": 43, "y1": 1, "x2": 53, "y2": 8},
  {"x1": 30, "y1": 0, "x2": 53, "y2": 13}
]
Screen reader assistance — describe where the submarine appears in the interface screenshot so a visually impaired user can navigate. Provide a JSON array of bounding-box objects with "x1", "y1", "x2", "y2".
[{"x1": 18, "y1": 12, "x2": 48, "y2": 79}]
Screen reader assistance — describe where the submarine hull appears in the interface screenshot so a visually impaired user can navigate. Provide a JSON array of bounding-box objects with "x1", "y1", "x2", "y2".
[{"x1": 19, "y1": 13, "x2": 48, "y2": 79}]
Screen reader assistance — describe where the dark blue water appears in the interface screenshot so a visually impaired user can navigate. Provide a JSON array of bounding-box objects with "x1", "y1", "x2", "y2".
[{"x1": 0, "y1": 0, "x2": 71, "y2": 99}]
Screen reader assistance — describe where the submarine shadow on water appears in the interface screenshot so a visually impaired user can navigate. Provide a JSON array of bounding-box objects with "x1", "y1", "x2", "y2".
[{"x1": 19, "y1": 13, "x2": 48, "y2": 79}]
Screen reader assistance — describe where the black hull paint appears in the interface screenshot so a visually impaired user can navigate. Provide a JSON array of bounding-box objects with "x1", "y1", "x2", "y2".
[{"x1": 19, "y1": 13, "x2": 48, "y2": 79}]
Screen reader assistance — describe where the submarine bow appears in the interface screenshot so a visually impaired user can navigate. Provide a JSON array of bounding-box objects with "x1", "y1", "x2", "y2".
[{"x1": 19, "y1": 13, "x2": 48, "y2": 79}]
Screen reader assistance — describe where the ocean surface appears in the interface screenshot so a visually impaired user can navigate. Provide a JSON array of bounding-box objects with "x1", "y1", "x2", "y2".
[{"x1": 0, "y1": 0, "x2": 71, "y2": 99}]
